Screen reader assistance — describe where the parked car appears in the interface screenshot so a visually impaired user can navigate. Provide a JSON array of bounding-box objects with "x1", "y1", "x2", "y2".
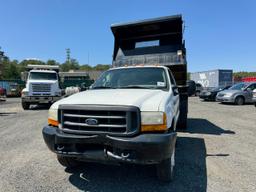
[
  {"x1": 199, "y1": 85, "x2": 231, "y2": 101},
  {"x1": 216, "y1": 82, "x2": 256, "y2": 105},
  {"x1": 253, "y1": 89, "x2": 256, "y2": 107},
  {"x1": 195, "y1": 83, "x2": 203, "y2": 96}
]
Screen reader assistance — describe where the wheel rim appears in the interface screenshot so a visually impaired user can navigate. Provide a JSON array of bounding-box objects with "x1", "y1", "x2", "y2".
[{"x1": 237, "y1": 97, "x2": 243, "y2": 105}]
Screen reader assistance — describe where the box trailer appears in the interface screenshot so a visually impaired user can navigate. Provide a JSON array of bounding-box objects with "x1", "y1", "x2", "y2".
[{"x1": 190, "y1": 69, "x2": 233, "y2": 88}]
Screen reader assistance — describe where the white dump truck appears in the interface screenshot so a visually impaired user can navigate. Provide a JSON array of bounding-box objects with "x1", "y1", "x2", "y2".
[
  {"x1": 43, "y1": 15, "x2": 188, "y2": 181},
  {"x1": 21, "y1": 65, "x2": 62, "y2": 109}
]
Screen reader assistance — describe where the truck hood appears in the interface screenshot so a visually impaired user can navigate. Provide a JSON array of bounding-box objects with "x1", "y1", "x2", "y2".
[{"x1": 53, "y1": 89, "x2": 169, "y2": 111}]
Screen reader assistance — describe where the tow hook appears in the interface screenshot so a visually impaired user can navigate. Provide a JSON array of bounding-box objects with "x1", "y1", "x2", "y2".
[
  {"x1": 105, "y1": 150, "x2": 131, "y2": 161},
  {"x1": 57, "y1": 145, "x2": 65, "y2": 151}
]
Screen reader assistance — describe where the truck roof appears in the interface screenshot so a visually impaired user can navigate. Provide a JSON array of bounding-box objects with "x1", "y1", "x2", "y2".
[
  {"x1": 111, "y1": 14, "x2": 182, "y2": 28},
  {"x1": 30, "y1": 69, "x2": 57, "y2": 73},
  {"x1": 109, "y1": 65, "x2": 169, "y2": 71},
  {"x1": 26, "y1": 65, "x2": 59, "y2": 72}
]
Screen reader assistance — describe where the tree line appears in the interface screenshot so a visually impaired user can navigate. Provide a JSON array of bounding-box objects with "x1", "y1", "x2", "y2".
[
  {"x1": 0, "y1": 51, "x2": 255, "y2": 80},
  {"x1": 0, "y1": 57, "x2": 111, "y2": 80}
]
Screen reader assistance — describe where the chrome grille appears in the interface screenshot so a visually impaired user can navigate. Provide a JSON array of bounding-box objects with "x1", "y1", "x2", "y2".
[
  {"x1": 59, "y1": 105, "x2": 140, "y2": 136},
  {"x1": 32, "y1": 83, "x2": 51, "y2": 92}
]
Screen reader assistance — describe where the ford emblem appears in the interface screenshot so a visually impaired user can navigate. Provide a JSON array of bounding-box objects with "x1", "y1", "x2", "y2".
[{"x1": 85, "y1": 118, "x2": 98, "y2": 125}]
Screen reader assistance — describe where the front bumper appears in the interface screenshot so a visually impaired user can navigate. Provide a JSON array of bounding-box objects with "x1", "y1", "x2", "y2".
[
  {"x1": 42, "y1": 126, "x2": 177, "y2": 164},
  {"x1": 216, "y1": 96, "x2": 235, "y2": 103},
  {"x1": 22, "y1": 96, "x2": 61, "y2": 104}
]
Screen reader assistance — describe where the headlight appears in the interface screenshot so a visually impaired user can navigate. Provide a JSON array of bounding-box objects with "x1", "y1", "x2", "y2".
[
  {"x1": 21, "y1": 91, "x2": 28, "y2": 97},
  {"x1": 141, "y1": 112, "x2": 167, "y2": 132},
  {"x1": 205, "y1": 92, "x2": 211, "y2": 96},
  {"x1": 48, "y1": 107, "x2": 59, "y2": 127},
  {"x1": 224, "y1": 93, "x2": 233, "y2": 97}
]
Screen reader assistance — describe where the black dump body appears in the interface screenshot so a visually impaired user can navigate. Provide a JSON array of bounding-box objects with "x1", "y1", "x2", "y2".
[{"x1": 111, "y1": 15, "x2": 188, "y2": 128}]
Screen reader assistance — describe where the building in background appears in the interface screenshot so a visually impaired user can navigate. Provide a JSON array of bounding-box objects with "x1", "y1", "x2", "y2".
[{"x1": 190, "y1": 69, "x2": 233, "y2": 88}]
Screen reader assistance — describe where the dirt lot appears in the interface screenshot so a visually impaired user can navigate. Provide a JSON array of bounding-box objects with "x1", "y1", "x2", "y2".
[{"x1": 0, "y1": 97, "x2": 255, "y2": 192}]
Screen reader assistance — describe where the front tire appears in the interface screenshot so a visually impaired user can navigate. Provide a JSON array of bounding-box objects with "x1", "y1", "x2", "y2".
[
  {"x1": 235, "y1": 96, "x2": 244, "y2": 105},
  {"x1": 57, "y1": 155, "x2": 80, "y2": 168},
  {"x1": 156, "y1": 149, "x2": 175, "y2": 182},
  {"x1": 22, "y1": 101, "x2": 30, "y2": 110}
]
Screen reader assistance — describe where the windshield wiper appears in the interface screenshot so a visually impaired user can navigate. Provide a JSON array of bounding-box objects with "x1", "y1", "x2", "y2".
[
  {"x1": 118, "y1": 85, "x2": 154, "y2": 89},
  {"x1": 92, "y1": 86, "x2": 116, "y2": 89}
]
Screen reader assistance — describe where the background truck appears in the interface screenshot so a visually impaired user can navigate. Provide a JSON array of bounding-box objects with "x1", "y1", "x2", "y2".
[
  {"x1": 21, "y1": 65, "x2": 62, "y2": 109},
  {"x1": 190, "y1": 69, "x2": 233, "y2": 89}
]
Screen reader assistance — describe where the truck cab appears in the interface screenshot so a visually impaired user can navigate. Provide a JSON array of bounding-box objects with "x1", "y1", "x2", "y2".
[
  {"x1": 42, "y1": 15, "x2": 188, "y2": 181},
  {"x1": 21, "y1": 65, "x2": 62, "y2": 109}
]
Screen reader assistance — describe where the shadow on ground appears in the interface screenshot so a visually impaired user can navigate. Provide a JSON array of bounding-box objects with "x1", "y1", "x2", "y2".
[
  {"x1": 0, "y1": 112, "x2": 17, "y2": 116},
  {"x1": 66, "y1": 136, "x2": 207, "y2": 192},
  {"x1": 64, "y1": 118, "x2": 231, "y2": 191},
  {"x1": 218, "y1": 102, "x2": 254, "y2": 106},
  {"x1": 183, "y1": 118, "x2": 235, "y2": 135}
]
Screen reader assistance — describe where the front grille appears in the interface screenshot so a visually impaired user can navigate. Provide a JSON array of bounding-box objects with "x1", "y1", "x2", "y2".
[
  {"x1": 32, "y1": 83, "x2": 51, "y2": 92},
  {"x1": 59, "y1": 105, "x2": 140, "y2": 136}
]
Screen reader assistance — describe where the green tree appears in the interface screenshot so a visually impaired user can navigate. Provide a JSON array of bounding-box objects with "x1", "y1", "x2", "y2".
[
  {"x1": 2, "y1": 58, "x2": 20, "y2": 79},
  {"x1": 46, "y1": 59, "x2": 59, "y2": 66},
  {"x1": 233, "y1": 71, "x2": 256, "y2": 78},
  {"x1": 60, "y1": 58, "x2": 80, "y2": 72},
  {"x1": 93, "y1": 64, "x2": 111, "y2": 71},
  {"x1": 80, "y1": 64, "x2": 92, "y2": 71},
  {"x1": 19, "y1": 59, "x2": 45, "y2": 72}
]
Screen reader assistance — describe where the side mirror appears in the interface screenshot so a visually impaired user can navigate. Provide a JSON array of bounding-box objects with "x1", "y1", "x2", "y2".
[
  {"x1": 172, "y1": 86, "x2": 179, "y2": 96},
  {"x1": 247, "y1": 88, "x2": 252, "y2": 92}
]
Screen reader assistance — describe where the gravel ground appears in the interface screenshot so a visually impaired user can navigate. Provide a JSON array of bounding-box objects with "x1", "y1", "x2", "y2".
[{"x1": 0, "y1": 97, "x2": 255, "y2": 192}]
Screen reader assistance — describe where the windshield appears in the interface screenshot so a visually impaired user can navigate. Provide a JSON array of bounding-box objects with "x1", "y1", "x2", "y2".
[
  {"x1": 29, "y1": 72, "x2": 57, "y2": 80},
  {"x1": 229, "y1": 83, "x2": 248, "y2": 90},
  {"x1": 92, "y1": 68, "x2": 168, "y2": 90}
]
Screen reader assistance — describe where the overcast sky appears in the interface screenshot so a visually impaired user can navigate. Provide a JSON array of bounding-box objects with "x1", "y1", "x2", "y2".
[{"x1": 0, "y1": 0, "x2": 255, "y2": 72}]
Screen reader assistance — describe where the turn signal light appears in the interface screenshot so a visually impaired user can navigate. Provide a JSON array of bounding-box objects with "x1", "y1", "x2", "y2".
[
  {"x1": 141, "y1": 124, "x2": 167, "y2": 132},
  {"x1": 48, "y1": 118, "x2": 59, "y2": 127}
]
